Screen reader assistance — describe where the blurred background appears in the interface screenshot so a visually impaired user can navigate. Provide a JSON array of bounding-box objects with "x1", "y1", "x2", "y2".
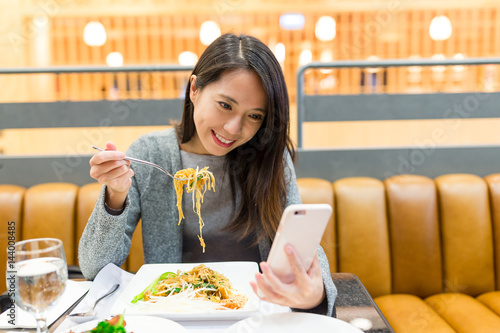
[{"x1": 1, "y1": 0, "x2": 500, "y2": 155}]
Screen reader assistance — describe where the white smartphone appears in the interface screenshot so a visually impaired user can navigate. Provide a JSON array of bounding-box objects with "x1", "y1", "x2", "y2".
[{"x1": 266, "y1": 203, "x2": 332, "y2": 284}]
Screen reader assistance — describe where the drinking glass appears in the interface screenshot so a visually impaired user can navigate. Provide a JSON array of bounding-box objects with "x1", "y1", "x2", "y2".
[{"x1": 9, "y1": 238, "x2": 68, "y2": 333}]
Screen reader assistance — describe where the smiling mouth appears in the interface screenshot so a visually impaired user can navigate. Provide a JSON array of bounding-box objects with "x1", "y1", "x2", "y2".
[{"x1": 212, "y1": 130, "x2": 236, "y2": 146}]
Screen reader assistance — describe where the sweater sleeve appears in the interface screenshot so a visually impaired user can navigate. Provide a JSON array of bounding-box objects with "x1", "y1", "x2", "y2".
[
  {"x1": 284, "y1": 151, "x2": 337, "y2": 316},
  {"x1": 78, "y1": 138, "x2": 148, "y2": 280},
  {"x1": 77, "y1": 180, "x2": 141, "y2": 280}
]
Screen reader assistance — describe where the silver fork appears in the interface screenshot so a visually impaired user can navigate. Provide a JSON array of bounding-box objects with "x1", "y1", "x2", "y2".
[
  {"x1": 68, "y1": 283, "x2": 120, "y2": 317},
  {"x1": 92, "y1": 145, "x2": 185, "y2": 181}
]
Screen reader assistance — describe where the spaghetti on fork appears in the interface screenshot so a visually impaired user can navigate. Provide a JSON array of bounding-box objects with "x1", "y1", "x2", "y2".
[{"x1": 173, "y1": 166, "x2": 215, "y2": 252}]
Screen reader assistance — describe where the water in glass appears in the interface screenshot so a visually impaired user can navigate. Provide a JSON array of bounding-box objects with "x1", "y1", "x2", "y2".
[{"x1": 9, "y1": 238, "x2": 68, "y2": 333}]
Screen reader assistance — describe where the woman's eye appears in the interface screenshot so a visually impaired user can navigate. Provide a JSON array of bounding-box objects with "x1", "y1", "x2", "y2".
[
  {"x1": 218, "y1": 102, "x2": 231, "y2": 110},
  {"x1": 250, "y1": 114, "x2": 264, "y2": 121}
]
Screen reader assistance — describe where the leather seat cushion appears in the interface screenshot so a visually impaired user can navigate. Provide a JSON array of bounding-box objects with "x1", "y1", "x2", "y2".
[
  {"x1": 426, "y1": 293, "x2": 500, "y2": 333},
  {"x1": 477, "y1": 291, "x2": 500, "y2": 317},
  {"x1": 375, "y1": 294, "x2": 455, "y2": 333}
]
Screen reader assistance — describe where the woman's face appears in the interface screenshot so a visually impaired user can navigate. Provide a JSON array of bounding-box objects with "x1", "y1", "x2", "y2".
[{"x1": 184, "y1": 69, "x2": 267, "y2": 156}]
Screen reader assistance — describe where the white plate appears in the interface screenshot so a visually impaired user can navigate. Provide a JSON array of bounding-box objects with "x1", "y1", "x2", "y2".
[
  {"x1": 225, "y1": 312, "x2": 364, "y2": 333},
  {"x1": 110, "y1": 262, "x2": 260, "y2": 321},
  {"x1": 63, "y1": 316, "x2": 187, "y2": 333}
]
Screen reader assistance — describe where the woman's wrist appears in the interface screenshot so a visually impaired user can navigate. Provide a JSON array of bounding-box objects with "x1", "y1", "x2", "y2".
[
  {"x1": 312, "y1": 286, "x2": 326, "y2": 308},
  {"x1": 105, "y1": 187, "x2": 128, "y2": 210},
  {"x1": 295, "y1": 284, "x2": 326, "y2": 310}
]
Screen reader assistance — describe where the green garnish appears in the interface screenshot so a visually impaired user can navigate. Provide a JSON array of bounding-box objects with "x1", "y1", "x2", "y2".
[
  {"x1": 192, "y1": 282, "x2": 218, "y2": 289},
  {"x1": 86, "y1": 314, "x2": 126, "y2": 333},
  {"x1": 131, "y1": 271, "x2": 176, "y2": 303},
  {"x1": 189, "y1": 174, "x2": 204, "y2": 187}
]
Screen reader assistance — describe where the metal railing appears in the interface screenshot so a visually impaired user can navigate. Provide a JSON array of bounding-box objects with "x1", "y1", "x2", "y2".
[
  {"x1": 3, "y1": 60, "x2": 500, "y2": 185},
  {"x1": 0, "y1": 65, "x2": 194, "y2": 130},
  {"x1": 296, "y1": 57, "x2": 500, "y2": 148},
  {"x1": 0, "y1": 64, "x2": 194, "y2": 75},
  {"x1": 0, "y1": 64, "x2": 193, "y2": 187}
]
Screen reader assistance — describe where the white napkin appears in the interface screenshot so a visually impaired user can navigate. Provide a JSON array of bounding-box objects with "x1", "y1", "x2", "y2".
[
  {"x1": 0, "y1": 280, "x2": 92, "y2": 329},
  {"x1": 54, "y1": 263, "x2": 134, "y2": 333}
]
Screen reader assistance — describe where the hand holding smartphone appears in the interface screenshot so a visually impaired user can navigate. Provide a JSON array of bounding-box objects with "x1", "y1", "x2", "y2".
[{"x1": 266, "y1": 203, "x2": 332, "y2": 284}]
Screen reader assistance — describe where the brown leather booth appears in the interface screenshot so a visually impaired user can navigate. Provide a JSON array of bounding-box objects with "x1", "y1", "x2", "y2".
[
  {"x1": 2, "y1": 173, "x2": 500, "y2": 332},
  {"x1": 301, "y1": 173, "x2": 500, "y2": 333}
]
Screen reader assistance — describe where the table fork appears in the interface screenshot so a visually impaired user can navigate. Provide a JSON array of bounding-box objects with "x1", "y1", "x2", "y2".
[
  {"x1": 68, "y1": 283, "x2": 120, "y2": 318},
  {"x1": 92, "y1": 145, "x2": 185, "y2": 181}
]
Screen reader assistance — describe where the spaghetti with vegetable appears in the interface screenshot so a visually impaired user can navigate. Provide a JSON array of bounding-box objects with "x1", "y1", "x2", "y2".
[
  {"x1": 130, "y1": 264, "x2": 248, "y2": 311},
  {"x1": 69, "y1": 314, "x2": 128, "y2": 333},
  {"x1": 173, "y1": 167, "x2": 215, "y2": 252}
]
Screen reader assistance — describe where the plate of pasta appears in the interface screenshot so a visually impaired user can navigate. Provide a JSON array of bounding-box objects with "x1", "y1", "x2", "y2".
[{"x1": 110, "y1": 262, "x2": 260, "y2": 321}]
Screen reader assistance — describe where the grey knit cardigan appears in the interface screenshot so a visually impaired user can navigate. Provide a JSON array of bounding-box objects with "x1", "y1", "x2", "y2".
[{"x1": 78, "y1": 128, "x2": 336, "y2": 316}]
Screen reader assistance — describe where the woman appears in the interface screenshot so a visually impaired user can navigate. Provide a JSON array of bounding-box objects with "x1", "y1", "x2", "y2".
[{"x1": 79, "y1": 33, "x2": 336, "y2": 315}]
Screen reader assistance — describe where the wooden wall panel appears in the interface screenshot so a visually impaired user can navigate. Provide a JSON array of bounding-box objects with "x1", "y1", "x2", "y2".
[
  {"x1": 4, "y1": 7, "x2": 500, "y2": 154},
  {"x1": 0, "y1": 7, "x2": 495, "y2": 102}
]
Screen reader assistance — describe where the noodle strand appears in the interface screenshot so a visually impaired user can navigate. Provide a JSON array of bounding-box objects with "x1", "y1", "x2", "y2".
[{"x1": 174, "y1": 167, "x2": 215, "y2": 252}]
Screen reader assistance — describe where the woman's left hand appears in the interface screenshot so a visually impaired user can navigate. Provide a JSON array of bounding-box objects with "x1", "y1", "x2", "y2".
[{"x1": 249, "y1": 245, "x2": 325, "y2": 309}]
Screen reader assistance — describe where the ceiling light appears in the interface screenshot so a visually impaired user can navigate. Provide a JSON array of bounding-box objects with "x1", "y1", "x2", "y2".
[
  {"x1": 279, "y1": 13, "x2": 305, "y2": 31},
  {"x1": 274, "y1": 43, "x2": 286, "y2": 63},
  {"x1": 315, "y1": 16, "x2": 336, "y2": 42},
  {"x1": 299, "y1": 49, "x2": 312, "y2": 66},
  {"x1": 83, "y1": 21, "x2": 107, "y2": 47},
  {"x1": 106, "y1": 52, "x2": 123, "y2": 67},
  {"x1": 178, "y1": 51, "x2": 198, "y2": 66},
  {"x1": 429, "y1": 15, "x2": 452, "y2": 41},
  {"x1": 200, "y1": 21, "x2": 221, "y2": 46}
]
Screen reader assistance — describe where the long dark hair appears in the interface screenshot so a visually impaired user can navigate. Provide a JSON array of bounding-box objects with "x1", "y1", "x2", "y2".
[{"x1": 175, "y1": 33, "x2": 294, "y2": 243}]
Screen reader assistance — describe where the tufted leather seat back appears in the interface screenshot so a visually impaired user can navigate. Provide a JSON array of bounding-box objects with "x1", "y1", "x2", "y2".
[
  {"x1": 435, "y1": 174, "x2": 495, "y2": 296},
  {"x1": 485, "y1": 174, "x2": 500, "y2": 289},
  {"x1": 2, "y1": 173, "x2": 500, "y2": 303},
  {"x1": 23, "y1": 183, "x2": 78, "y2": 265},
  {"x1": 76, "y1": 183, "x2": 102, "y2": 265},
  {"x1": 333, "y1": 177, "x2": 391, "y2": 298},
  {"x1": 384, "y1": 175, "x2": 442, "y2": 298}
]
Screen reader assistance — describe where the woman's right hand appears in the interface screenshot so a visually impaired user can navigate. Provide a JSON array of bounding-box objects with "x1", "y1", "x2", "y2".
[{"x1": 89, "y1": 141, "x2": 134, "y2": 209}]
